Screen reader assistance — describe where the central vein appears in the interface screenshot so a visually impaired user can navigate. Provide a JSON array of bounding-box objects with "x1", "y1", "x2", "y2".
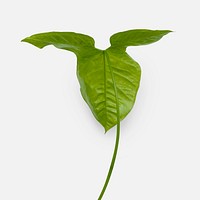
[{"x1": 103, "y1": 51, "x2": 107, "y2": 131}]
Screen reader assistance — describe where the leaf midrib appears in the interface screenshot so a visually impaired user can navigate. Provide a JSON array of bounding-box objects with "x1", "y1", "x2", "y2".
[
  {"x1": 103, "y1": 51, "x2": 107, "y2": 131},
  {"x1": 104, "y1": 51, "x2": 120, "y2": 130}
]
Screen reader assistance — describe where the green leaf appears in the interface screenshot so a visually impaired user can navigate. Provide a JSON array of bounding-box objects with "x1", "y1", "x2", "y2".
[
  {"x1": 22, "y1": 29, "x2": 171, "y2": 199},
  {"x1": 21, "y1": 29, "x2": 171, "y2": 132},
  {"x1": 21, "y1": 32, "x2": 95, "y2": 55},
  {"x1": 110, "y1": 29, "x2": 172, "y2": 47}
]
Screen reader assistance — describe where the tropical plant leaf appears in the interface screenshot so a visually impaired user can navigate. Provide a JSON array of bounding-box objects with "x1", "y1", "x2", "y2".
[{"x1": 21, "y1": 29, "x2": 171, "y2": 199}]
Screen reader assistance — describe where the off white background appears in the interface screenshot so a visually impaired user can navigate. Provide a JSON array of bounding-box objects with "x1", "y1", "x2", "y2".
[{"x1": 0, "y1": 0, "x2": 200, "y2": 199}]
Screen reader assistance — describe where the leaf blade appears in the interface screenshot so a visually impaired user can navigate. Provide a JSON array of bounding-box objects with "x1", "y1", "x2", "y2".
[
  {"x1": 21, "y1": 32, "x2": 95, "y2": 55},
  {"x1": 110, "y1": 29, "x2": 172, "y2": 47},
  {"x1": 77, "y1": 47, "x2": 141, "y2": 131}
]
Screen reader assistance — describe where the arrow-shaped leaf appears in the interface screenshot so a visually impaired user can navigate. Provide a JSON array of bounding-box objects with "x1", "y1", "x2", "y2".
[{"x1": 22, "y1": 29, "x2": 171, "y2": 199}]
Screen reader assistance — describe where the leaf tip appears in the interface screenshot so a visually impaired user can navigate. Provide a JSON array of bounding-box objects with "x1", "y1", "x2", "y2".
[
  {"x1": 20, "y1": 36, "x2": 45, "y2": 49},
  {"x1": 21, "y1": 38, "x2": 28, "y2": 43},
  {"x1": 162, "y1": 30, "x2": 173, "y2": 35},
  {"x1": 104, "y1": 129, "x2": 108, "y2": 134}
]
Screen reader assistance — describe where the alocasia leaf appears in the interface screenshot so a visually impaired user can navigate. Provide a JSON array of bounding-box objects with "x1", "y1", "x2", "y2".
[{"x1": 22, "y1": 29, "x2": 171, "y2": 199}]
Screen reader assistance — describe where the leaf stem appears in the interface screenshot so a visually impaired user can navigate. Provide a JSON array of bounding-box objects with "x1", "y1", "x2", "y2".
[
  {"x1": 98, "y1": 51, "x2": 121, "y2": 200},
  {"x1": 98, "y1": 122, "x2": 120, "y2": 200}
]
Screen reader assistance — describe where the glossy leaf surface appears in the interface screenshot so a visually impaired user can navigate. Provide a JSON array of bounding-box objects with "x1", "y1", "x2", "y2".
[{"x1": 77, "y1": 47, "x2": 141, "y2": 131}]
